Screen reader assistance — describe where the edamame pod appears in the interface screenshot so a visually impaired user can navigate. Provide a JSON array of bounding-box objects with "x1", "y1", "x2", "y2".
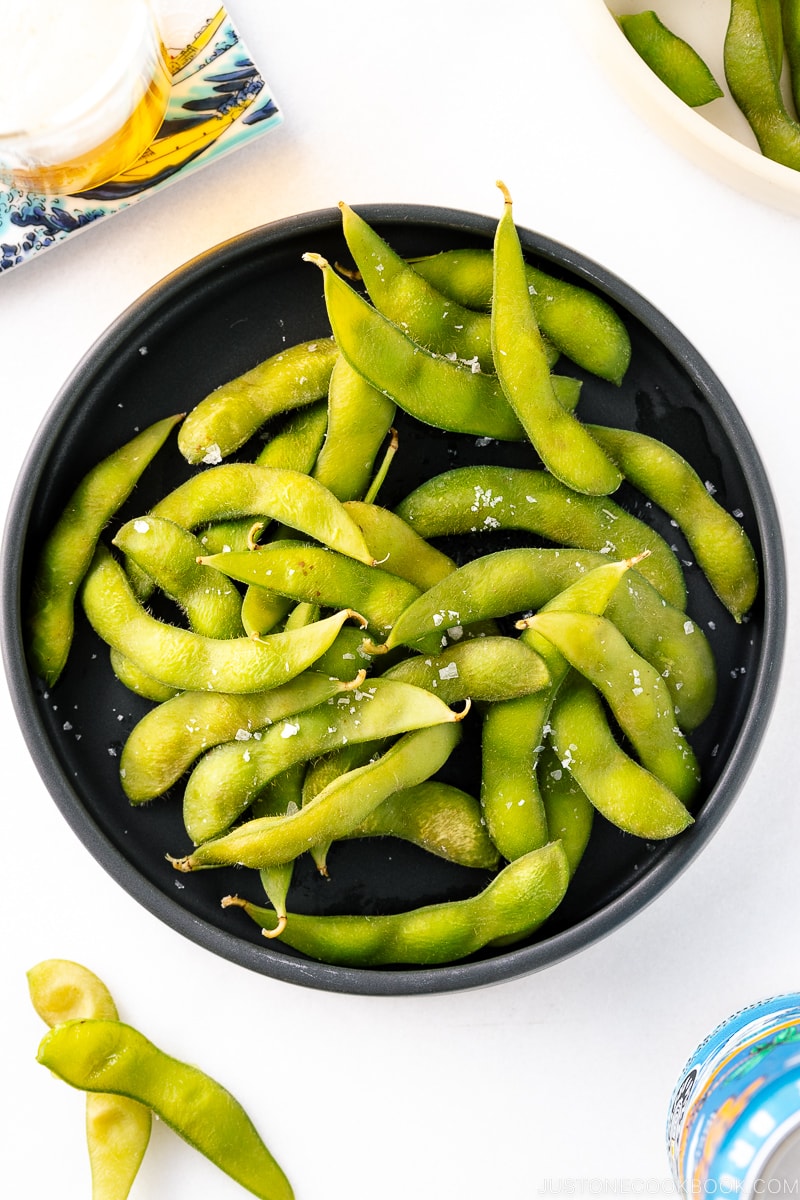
[
  {"x1": 587, "y1": 424, "x2": 759, "y2": 620},
  {"x1": 109, "y1": 648, "x2": 178, "y2": 702},
  {"x1": 383, "y1": 636, "x2": 550, "y2": 703},
  {"x1": 120, "y1": 670, "x2": 361, "y2": 802},
  {"x1": 181, "y1": 677, "x2": 466, "y2": 844},
  {"x1": 303, "y1": 252, "x2": 527, "y2": 441},
  {"x1": 37, "y1": 1019, "x2": 293, "y2": 1200},
  {"x1": 395, "y1": 464, "x2": 686, "y2": 609},
  {"x1": 538, "y1": 745, "x2": 594, "y2": 879},
  {"x1": 81, "y1": 545, "x2": 364, "y2": 695},
  {"x1": 529, "y1": 610, "x2": 701, "y2": 805},
  {"x1": 724, "y1": 0, "x2": 800, "y2": 169},
  {"x1": 548, "y1": 674, "x2": 693, "y2": 840},
  {"x1": 178, "y1": 337, "x2": 338, "y2": 464},
  {"x1": 408, "y1": 247, "x2": 632, "y2": 385},
  {"x1": 311, "y1": 356, "x2": 396, "y2": 501},
  {"x1": 148, "y1": 463, "x2": 376, "y2": 566},
  {"x1": 618, "y1": 11, "x2": 724, "y2": 106},
  {"x1": 27, "y1": 412, "x2": 182, "y2": 686},
  {"x1": 174, "y1": 722, "x2": 463, "y2": 870},
  {"x1": 28, "y1": 961, "x2": 151, "y2": 1200},
  {"x1": 198, "y1": 540, "x2": 421, "y2": 638},
  {"x1": 343, "y1": 501, "x2": 456, "y2": 590},
  {"x1": 113, "y1": 516, "x2": 244, "y2": 639},
  {"x1": 254, "y1": 400, "x2": 329, "y2": 473},
  {"x1": 222, "y1": 840, "x2": 569, "y2": 965},
  {"x1": 491, "y1": 184, "x2": 621, "y2": 497},
  {"x1": 253, "y1": 765, "x2": 306, "y2": 938}
]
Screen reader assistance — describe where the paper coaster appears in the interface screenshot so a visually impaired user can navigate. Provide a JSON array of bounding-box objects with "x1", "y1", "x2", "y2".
[{"x1": 0, "y1": 5, "x2": 282, "y2": 274}]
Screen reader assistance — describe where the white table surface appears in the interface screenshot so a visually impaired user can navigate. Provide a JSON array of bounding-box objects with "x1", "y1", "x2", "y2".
[{"x1": 3, "y1": 2, "x2": 799, "y2": 1195}]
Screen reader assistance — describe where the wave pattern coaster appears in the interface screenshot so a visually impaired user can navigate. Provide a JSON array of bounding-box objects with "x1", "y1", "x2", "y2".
[{"x1": 0, "y1": 6, "x2": 281, "y2": 273}]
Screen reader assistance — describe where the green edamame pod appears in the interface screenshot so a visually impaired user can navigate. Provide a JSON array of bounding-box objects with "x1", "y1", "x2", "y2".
[
  {"x1": 113, "y1": 516, "x2": 244, "y2": 639},
  {"x1": 303, "y1": 252, "x2": 527, "y2": 441},
  {"x1": 174, "y1": 721, "x2": 463, "y2": 870},
  {"x1": 408, "y1": 247, "x2": 632, "y2": 386},
  {"x1": 109, "y1": 648, "x2": 178, "y2": 702},
  {"x1": 725, "y1": 0, "x2": 800, "y2": 168},
  {"x1": 37, "y1": 1019, "x2": 293, "y2": 1200},
  {"x1": 343, "y1": 501, "x2": 456, "y2": 590},
  {"x1": 529, "y1": 610, "x2": 701, "y2": 805},
  {"x1": 395, "y1": 464, "x2": 686, "y2": 609},
  {"x1": 782, "y1": 0, "x2": 800, "y2": 119},
  {"x1": 178, "y1": 337, "x2": 337, "y2": 465},
  {"x1": 120, "y1": 670, "x2": 361, "y2": 802},
  {"x1": 28, "y1": 960, "x2": 151, "y2": 1200},
  {"x1": 199, "y1": 540, "x2": 421, "y2": 639},
  {"x1": 27, "y1": 412, "x2": 182, "y2": 686},
  {"x1": 223, "y1": 840, "x2": 569, "y2": 966},
  {"x1": 548, "y1": 674, "x2": 693, "y2": 840},
  {"x1": 81, "y1": 545, "x2": 364, "y2": 695},
  {"x1": 538, "y1": 745, "x2": 594, "y2": 879},
  {"x1": 254, "y1": 400, "x2": 329, "y2": 473},
  {"x1": 618, "y1": 11, "x2": 724, "y2": 107},
  {"x1": 148, "y1": 463, "x2": 376, "y2": 566},
  {"x1": 312, "y1": 356, "x2": 397, "y2": 501},
  {"x1": 383, "y1": 636, "x2": 550, "y2": 703},
  {"x1": 240, "y1": 587, "x2": 294, "y2": 639},
  {"x1": 587, "y1": 424, "x2": 759, "y2": 621},
  {"x1": 181, "y1": 677, "x2": 466, "y2": 844},
  {"x1": 345, "y1": 779, "x2": 500, "y2": 870},
  {"x1": 253, "y1": 764, "x2": 307, "y2": 938},
  {"x1": 491, "y1": 184, "x2": 621, "y2": 497}
]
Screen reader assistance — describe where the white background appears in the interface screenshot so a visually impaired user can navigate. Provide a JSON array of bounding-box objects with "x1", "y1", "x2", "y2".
[{"x1": 2, "y1": 2, "x2": 800, "y2": 1195}]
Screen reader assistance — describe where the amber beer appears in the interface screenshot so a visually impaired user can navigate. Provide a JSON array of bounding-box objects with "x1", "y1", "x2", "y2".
[{"x1": 1, "y1": 0, "x2": 170, "y2": 194}]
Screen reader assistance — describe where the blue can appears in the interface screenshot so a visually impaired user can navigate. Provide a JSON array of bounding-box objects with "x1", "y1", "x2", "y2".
[{"x1": 667, "y1": 993, "x2": 800, "y2": 1194}]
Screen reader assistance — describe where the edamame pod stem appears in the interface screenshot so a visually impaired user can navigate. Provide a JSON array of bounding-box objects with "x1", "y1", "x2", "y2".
[
  {"x1": 491, "y1": 184, "x2": 621, "y2": 497},
  {"x1": 548, "y1": 674, "x2": 693, "y2": 840},
  {"x1": 395, "y1": 464, "x2": 686, "y2": 609},
  {"x1": 725, "y1": 0, "x2": 800, "y2": 168},
  {"x1": 148, "y1": 463, "x2": 375, "y2": 566},
  {"x1": 617, "y1": 11, "x2": 724, "y2": 106},
  {"x1": 343, "y1": 501, "x2": 456, "y2": 590},
  {"x1": 312, "y1": 355, "x2": 396, "y2": 501},
  {"x1": 383, "y1": 636, "x2": 550, "y2": 703},
  {"x1": 222, "y1": 840, "x2": 569, "y2": 966},
  {"x1": 27, "y1": 412, "x2": 182, "y2": 686},
  {"x1": 303, "y1": 252, "x2": 527, "y2": 441},
  {"x1": 81, "y1": 545, "x2": 364, "y2": 694},
  {"x1": 528, "y1": 610, "x2": 701, "y2": 805},
  {"x1": 37, "y1": 1020, "x2": 293, "y2": 1200},
  {"x1": 198, "y1": 540, "x2": 421, "y2": 638},
  {"x1": 120, "y1": 670, "x2": 362, "y2": 802},
  {"x1": 587, "y1": 424, "x2": 759, "y2": 621},
  {"x1": 178, "y1": 336, "x2": 338, "y2": 465},
  {"x1": 407, "y1": 248, "x2": 632, "y2": 385},
  {"x1": 113, "y1": 515, "x2": 245, "y2": 639},
  {"x1": 28, "y1": 961, "x2": 150, "y2": 1200},
  {"x1": 181, "y1": 678, "x2": 466, "y2": 844},
  {"x1": 174, "y1": 722, "x2": 464, "y2": 870}
]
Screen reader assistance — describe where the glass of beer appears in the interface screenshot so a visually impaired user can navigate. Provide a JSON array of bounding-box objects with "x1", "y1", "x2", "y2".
[{"x1": 1, "y1": 0, "x2": 171, "y2": 195}]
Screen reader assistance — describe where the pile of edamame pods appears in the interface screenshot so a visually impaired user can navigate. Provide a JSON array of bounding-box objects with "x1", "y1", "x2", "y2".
[{"x1": 26, "y1": 186, "x2": 759, "y2": 969}]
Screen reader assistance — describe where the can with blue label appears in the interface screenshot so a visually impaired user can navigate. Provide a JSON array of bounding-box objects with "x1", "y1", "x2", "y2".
[{"x1": 667, "y1": 992, "x2": 800, "y2": 1194}]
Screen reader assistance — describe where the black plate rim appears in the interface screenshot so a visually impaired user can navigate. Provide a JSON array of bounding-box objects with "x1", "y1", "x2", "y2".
[{"x1": 0, "y1": 203, "x2": 787, "y2": 996}]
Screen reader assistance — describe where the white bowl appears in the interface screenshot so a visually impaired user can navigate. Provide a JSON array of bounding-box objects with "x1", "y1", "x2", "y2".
[{"x1": 578, "y1": 0, "x2": 800, "y2": 214}]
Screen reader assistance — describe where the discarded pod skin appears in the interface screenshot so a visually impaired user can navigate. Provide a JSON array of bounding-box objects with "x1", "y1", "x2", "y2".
[
  {"x1": 37, "y1": 1019, "x2": 294, "y2": 1200},
  {"x1": 173, "y1": 721, "x2": 464, "y2": 871},
  {"x1": 221, "y1": 840, "x2": 570, "y2": 966},
  {"x1": 27, "y1": 412, "x2": 183, "y2": 687},
  {"x1": 28, "y1": 960, "x2": 151, "y2": 1200},
  {"x1": 180, "y1": 678, "x2": 467, "y2": 845},
  {"x1": 177, "y1": 336, "x2": 338, "y2": 464},
  {"x1": 617, "y1": 10, "x2": 724, "y2": 107}
]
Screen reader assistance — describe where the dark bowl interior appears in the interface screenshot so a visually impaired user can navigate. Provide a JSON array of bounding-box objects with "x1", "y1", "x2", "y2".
[{"x1": 0, "y1": 205, "x2": 786, "y2": 995}]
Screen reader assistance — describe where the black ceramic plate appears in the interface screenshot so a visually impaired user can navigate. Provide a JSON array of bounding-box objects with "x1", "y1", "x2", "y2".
[{"x1": 0, "y1": 205, "x2": 786, "y2": 995}]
